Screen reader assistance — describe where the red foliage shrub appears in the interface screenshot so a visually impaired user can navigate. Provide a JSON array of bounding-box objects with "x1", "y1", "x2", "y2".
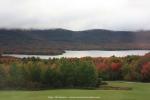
[
  {"x1": 111, "y1": 62, "x2": 122, "y2": 71},
  {"x1": 141, "y1": 62, "x2": 150, "y2": 81}
]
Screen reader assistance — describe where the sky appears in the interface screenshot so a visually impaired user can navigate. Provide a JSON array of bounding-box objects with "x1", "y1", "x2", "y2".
[{"x1": 0, "y1": 0, "x2": 150, "y2": 31}]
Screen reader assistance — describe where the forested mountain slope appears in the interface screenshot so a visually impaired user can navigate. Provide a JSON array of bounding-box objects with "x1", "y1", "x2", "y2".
[{"x1": 0, "y1": 29, "x2": 149, "y2": 55}]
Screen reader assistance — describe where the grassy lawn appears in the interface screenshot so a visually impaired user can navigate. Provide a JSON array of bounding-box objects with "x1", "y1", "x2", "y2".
[{"x1": 0, "y1": 81, "x2": 150, "y2": 100}]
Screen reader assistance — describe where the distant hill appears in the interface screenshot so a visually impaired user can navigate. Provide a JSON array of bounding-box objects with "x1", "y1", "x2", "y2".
[{"x1": 0, "y1": 29, "x2": 150, "y2": 55}]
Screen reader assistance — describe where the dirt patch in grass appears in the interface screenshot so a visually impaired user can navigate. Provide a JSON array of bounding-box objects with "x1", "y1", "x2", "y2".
[{"x1": 99, "y1": 85, "x2": 132, "y2": 90}]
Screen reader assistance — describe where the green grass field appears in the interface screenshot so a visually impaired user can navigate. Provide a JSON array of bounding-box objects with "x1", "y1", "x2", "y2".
[{"x1": 0, "y1": 81, "x2": 150, "y2": 100}]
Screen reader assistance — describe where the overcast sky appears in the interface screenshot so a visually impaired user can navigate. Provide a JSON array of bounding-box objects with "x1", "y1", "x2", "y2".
[{"x1": 0, "y1": 0, "x2": 150, "y2": 31}]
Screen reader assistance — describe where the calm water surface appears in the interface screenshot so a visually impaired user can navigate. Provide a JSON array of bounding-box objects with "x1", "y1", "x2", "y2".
[{"x1": 3, "y1": 50, "x2": 150, "y2": 59}]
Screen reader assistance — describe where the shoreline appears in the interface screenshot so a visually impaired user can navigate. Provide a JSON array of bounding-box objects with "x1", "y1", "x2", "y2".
[{"x1": 1, "y1": 49, "x2": 150, "y2": 56}]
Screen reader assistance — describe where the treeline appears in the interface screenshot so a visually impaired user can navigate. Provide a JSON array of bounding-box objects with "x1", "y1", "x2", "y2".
[
  {"x1": 0, "y1": 58, "x2": 99, "y2": 89},
  {"x1": 0, "y1": 53, "x2": 150, "y2": 90},
  {"x1": 94, "y1": 53, "x2": 150, "y2": 82}
]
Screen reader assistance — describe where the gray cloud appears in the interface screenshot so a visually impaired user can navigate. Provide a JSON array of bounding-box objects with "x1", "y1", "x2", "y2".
[{"x1": 0, "y1": 0, "x2": 150, "y2": 31}]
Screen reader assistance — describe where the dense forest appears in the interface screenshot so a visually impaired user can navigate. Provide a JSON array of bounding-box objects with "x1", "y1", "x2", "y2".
[
  {"x1": 0, "y1": 29, "x2": 150, "y2": 55},
  {"x1": 0, "y1": 53, "x2": 150, "y2": 90}
]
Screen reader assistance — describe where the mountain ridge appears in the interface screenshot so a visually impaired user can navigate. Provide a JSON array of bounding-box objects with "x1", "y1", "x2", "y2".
[{"x1": 0, "y1": 29, "x2": 150, "y2": 55}]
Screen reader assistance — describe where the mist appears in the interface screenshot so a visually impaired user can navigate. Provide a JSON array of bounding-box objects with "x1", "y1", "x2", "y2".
[{"x1": 0, "y1": 0, "x2": 150, "y2": 31}]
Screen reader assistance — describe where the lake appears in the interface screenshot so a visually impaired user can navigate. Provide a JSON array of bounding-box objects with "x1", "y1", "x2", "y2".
[{"x1": 3, "y1": 50, "x2": 150, "y2": 59}]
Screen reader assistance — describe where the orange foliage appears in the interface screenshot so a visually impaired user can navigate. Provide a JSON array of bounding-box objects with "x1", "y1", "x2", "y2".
[{"x1": 95, "y1": 63, "x2": 109, "y2": 71}]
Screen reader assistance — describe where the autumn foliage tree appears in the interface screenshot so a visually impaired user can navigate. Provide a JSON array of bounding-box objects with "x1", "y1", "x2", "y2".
[{"x1": 141, "y1": 62, "x2": 150, "y2": 81}]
